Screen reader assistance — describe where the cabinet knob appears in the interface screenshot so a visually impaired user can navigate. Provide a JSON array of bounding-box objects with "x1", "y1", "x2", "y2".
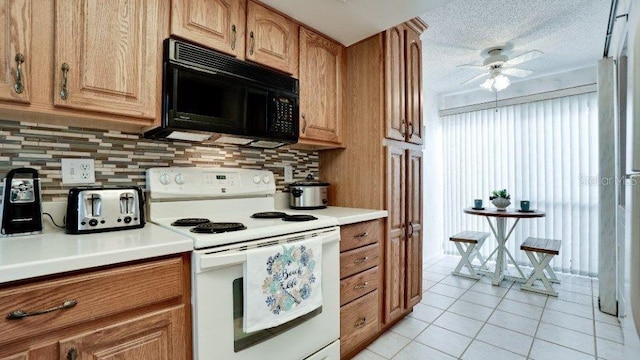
[
  {"x1": 400, "y1": 119, "x2": 407, "y2": 136},
  {"x1": 408, "y1": 121, "x2": 414, "y2": 136},
  {"x1": 409, "y1": 222, "x2": 414, "y2": 236},
  {"x1": 14, "y1": 53, "x2": 25, "y2": 94},
  {"x1": 354, "y1": 232, "x2": 368, "y2": 239},
  {"x1": 60, "y1": 63, "x2": 70, "y2": 100}
]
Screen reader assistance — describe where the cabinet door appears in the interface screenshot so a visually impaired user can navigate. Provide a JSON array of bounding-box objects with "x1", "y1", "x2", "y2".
[
  {"x1": 0, "y1": 0, "x2": 31, "y2": 103},
  {"x1": 59, "y1": 306, "x2": 186, "y2": 360},
  {"x1": 384, "y1": 25, "x2": 406, "y2": 142},
  {"x1": 405, "y1": 149, "x2": 423, "y2": 308},
  {"x1": 384, "y1": 145, "x2": 406, "y2": 323},
  {"x1": 54, "y1": 0, "x2": 168, "y2": 119},
  {"x1": 246, "y1": 0, "x2": 298, "y2": 75},
  {"x1": 299, "y1": 27, "x2": 344, "y2": 145},
  {"x1": 171, "y1": 0, "x2": 246, "y2": 58},
  {"x1": 406, "y1": 29, "x2": 423, "y2": 145}
]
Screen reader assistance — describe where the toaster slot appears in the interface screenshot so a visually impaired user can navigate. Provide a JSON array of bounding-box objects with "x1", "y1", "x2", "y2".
[
  {"x1": 84, "y1": 193, "x2": 102, "y2": 217},
  {"x1": 119, "y1": 192, "x2": 135, "y2": 214}
]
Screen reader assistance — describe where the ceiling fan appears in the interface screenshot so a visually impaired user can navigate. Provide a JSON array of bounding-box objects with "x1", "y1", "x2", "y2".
[{"x1": 459, "y1": 45, "x2": 543, "y2": 91}]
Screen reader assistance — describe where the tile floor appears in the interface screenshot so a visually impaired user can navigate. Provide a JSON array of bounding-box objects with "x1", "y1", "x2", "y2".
[{"x1": 352, "y1": 255, "x2": 638, "y2": 360}]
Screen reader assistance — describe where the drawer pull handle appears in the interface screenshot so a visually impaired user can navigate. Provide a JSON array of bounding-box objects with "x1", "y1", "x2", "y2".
[
  {"x1": 353, "y1": 256, "x2": 369, "y2": 264},
  {"x1": 60, "y1": 63, "x2": 70, "y2": 100},
  {"x1": 67, "y1": 347, "x2": 78, "y2": 360},
  {"x1": 354, "y1": 317, "x2": 367, "y2": 328},
  {"x1": 6, "y1": 299, "x2": 78, "y2": 320},
  {"x1": 14, "y1": 53, "x2": 25, "y2": 94},
  {"x1": 249, "y1": 31, "x2": 255, "y2": 55},
  {"x1": 353, "y1": 282, "x2": 369, "y2": 290},
  {"x1": 231, "y1": 24, "x2": 237, "y2": 50},
  {"x1": 354, "y1": 232, "x2": 368, "y2": 239}
]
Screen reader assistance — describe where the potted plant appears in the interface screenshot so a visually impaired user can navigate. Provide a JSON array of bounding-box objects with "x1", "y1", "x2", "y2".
[{"x1": 489, "y1": 189, "x2": 511, "y2": 211}]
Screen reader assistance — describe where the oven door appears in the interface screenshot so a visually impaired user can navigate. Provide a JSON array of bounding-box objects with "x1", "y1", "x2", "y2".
[{"x1": 192, "y1": 227, "x2": 340, "y2": 360}]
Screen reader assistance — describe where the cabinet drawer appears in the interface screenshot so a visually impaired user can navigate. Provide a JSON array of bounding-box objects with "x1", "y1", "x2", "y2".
[
  {"x1": 340, "y1": 219, "x2": 383, "y2": 252},
  {"x1": 340, "y1": 266, "x2": 379, "y2": 306},
  {"x1": 340, "y1": 290, "x2": 379, "y2": 357},
  {"x1": 0, "y1": 256, "x2": 186, "y2": 345},
  {"x1": 340, "y1": 243, "x2": 379, "y2": 279}
]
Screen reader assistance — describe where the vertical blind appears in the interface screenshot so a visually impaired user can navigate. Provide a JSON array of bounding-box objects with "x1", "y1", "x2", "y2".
[{"x1": 441, "y1": 92, "x2": 599, "y2": 276}]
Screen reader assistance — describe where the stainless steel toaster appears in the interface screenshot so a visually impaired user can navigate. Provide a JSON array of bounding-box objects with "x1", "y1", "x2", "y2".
[{"x1": 66, "y1": 186, "x2": 145, "y2": 234}]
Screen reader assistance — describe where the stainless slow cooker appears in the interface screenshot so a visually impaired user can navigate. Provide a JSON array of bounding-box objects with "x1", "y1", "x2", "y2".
[{"x1": 289, "y1": 174, "x2": 329, "y2": 209}]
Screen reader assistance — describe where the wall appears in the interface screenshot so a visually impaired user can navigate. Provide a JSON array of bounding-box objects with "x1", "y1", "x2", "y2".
[
  {"x1": 422, "y1": 89, "x2": 444, "y2": 260},
  {"x1": 0, "y1": 120, "x2": 319, "y2": 202}
]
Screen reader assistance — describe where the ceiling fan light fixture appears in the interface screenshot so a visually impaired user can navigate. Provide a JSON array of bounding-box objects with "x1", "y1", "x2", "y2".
[
  {"x1": 493, "y1": 74, "x2": 510, "y2": 91},
  {"x1": 480, "y1": 78, "x2": 495, "y2": 90}
]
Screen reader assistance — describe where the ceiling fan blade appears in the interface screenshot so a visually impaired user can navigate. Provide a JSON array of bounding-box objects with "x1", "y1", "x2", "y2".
[
  {"x1": 504, "y1": 50, "x2": 543, "y2": 66},
  {"x1": 457, "y1": 63, "x2": 486, "y2": 69},
  {"x1": 460, "y1": 72, "x2": 489, "y2": 85},
  {"x1": 501, "y1": 68, "x2": 532, "y2": 78}
]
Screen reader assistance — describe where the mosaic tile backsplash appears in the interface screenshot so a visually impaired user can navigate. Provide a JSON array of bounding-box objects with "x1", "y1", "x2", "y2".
[{"x1": 0, "y1": 120, "x2": 319, "y2": 202}]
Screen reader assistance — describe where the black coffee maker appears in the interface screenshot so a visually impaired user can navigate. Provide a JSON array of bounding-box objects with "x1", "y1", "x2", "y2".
[{"x1": 0, "y1": 168, "x2": 43, "y2": 236}]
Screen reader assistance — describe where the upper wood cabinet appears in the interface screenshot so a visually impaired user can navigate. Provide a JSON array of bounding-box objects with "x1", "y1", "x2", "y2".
[
  {"x1": 384, "y1": 21, "x2": 426, "y2": 145},
  {"x1": 405, "y1": 29, "x2": 423, "y2": 144},
  {"x1": 0, "y1": 0, "x2": 31, "y2": 104},
  {"x1": 298, "y1": 27, "x2": 345, "y2": 147},
  {"x1": 384, "y1": 25, "x2": 406, "y2": 143},
  {"x1": 54, "y1": 0, "x2": 168, "y2": 119},
  {"x1": 171, "y1": 0, "x2": 246, "y2": 58},
  {"x1": 245, "y1": 0, "x2": 298, "y2": 75}
]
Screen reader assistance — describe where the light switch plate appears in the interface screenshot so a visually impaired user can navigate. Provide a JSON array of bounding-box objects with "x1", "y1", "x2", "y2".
[{"x1": 61, "y1": 158, "x2": 96, "y2": 184}]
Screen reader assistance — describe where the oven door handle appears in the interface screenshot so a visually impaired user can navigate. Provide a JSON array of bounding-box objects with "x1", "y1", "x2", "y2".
[{"x1": 197, "y1": 227, "x2": 340, "y2": 272}]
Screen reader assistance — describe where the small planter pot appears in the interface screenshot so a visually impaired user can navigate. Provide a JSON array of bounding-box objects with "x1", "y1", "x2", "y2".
[{"x1": 491, "y1": 197, "x2": 511, "y2": 211}]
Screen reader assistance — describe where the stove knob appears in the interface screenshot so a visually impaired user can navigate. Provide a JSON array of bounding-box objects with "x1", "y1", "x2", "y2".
[
  {"x1": 159, "y1": 173, "x2": 171, "y2": 185},
  {"x1": 175, "y1": 173, "x2": 185, "y2": 185},
  {"x1": 89, "y1": 219, "x2": 98, "y2": 227},
  {"x1": 124, "y1": 216, "x2": 132, "y2": 224},
  {"x1": 253, "y1": 175, "x2": 261, "y2": 184},
  {"x1": 262, "y1": 175, "x2": 271, "y2": 184}
]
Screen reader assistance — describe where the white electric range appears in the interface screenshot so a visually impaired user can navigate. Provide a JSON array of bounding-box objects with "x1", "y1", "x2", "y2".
[{"x1": 146, "y1": 167, "x2": 340, "y2": 360}]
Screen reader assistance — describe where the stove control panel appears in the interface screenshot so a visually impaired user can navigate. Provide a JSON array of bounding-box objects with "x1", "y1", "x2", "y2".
[{"x1": 146, "y1": 167, "x2": 275, "y2": 199}]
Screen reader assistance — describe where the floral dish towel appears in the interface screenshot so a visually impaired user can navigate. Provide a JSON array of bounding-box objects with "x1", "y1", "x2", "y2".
[{"x1": 243, "y1": 236, "x2": 323, "y2": 333}]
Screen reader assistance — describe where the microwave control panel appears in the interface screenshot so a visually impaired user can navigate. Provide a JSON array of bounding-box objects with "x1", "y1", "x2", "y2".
[{"x1": 271, "y1": 96, "x2": 297, "y2": 137}]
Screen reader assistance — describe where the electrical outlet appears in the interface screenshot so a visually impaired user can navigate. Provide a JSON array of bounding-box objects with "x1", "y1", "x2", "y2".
[
  {"x1": 284, "y1": 165, "x2": 293, "y2": 183},
  {"x1": 61, "y1": 158, "x2": 96, "y2": 184}
]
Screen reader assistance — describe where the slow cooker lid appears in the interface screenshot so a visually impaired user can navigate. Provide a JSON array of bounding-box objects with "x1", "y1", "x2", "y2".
[{"x1": 290, "y1": 174, "x2": 330, "y2": 186}]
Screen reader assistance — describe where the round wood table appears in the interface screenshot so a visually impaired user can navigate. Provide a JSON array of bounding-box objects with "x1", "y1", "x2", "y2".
[{"x1": 463, "y1": 207, "x2": 545, "y2": 285}]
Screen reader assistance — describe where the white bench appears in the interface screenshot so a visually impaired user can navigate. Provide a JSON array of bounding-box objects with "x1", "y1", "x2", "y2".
[
  {"x1": 450, "y1": 231, "x2": 490, "y2": 279},
  {"x1": 520, "y1": 237, "x2": 561, "y2": 296}
]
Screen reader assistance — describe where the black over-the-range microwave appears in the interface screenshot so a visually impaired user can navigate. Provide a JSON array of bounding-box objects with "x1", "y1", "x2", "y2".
[{"x1": 144, "y1": 38, "x2": 299, "y2": 148}]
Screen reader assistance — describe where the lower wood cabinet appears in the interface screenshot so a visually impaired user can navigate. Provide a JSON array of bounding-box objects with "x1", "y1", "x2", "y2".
[
  {"x1": 0, "y1": 254, "x2": 191, "y2": 360},
  {"x1": 339, "y1": 219, "x2": 383, "y2": 359}
]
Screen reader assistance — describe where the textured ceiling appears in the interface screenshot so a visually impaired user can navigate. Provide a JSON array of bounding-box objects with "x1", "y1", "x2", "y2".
[
  {"x1": 420, "y1": 0, "x2": 612, "y2": 95},
  {"x1": 260, "y1": 0, "x2": 450, "y2": 46}
]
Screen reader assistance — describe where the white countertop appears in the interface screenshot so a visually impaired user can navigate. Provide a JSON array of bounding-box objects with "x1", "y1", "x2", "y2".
[
  {"x1": 274, "y1": 193, "x2": 387, "y2": 225},
  {"x1": 0, "y1": 209, "x2": 193, "y2": 284},
  {"x1": 289, "y1": 206, "x2": 388, "y2": 225}
]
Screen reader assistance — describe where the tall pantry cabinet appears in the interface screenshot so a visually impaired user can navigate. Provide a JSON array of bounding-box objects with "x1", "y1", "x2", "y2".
[{"x1": 319, "y1": 18, "x2": 427, "y2": 357}]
